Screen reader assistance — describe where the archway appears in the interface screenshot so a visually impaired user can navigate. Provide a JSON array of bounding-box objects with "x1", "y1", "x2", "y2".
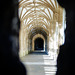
[
  {"x1": 28, "y1": 27, "x2": 49, "y2": 53},
  {"x1": 34, "y1": 38, "x2": 44, "y2": 50},
  {"x1": 32, "y1": 34, "x2": 46, "y2": 52}
]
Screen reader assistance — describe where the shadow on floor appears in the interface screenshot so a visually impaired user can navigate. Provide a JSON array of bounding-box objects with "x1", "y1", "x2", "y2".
[{"x1": 29, "y1": 50, "x2": 48, "y2": 55}]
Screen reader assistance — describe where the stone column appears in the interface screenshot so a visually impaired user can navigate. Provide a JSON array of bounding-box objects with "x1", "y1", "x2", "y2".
[
  {"x1": 47, "y1": 35, "x2": 49, "y2": 53},
  {"x1": 19, "y1": 22, "x2": 24, "y2": 57}
]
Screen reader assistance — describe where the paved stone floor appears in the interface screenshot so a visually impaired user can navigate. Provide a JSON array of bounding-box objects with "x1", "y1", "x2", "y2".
[{"x1": 20, "y1": 51, "x2": 57, "y2": 75}]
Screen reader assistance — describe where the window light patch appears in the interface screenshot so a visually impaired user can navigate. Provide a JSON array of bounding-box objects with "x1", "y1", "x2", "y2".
[
  {"x1": 45, "y1": 9, "x2": 50, "y2": 18},
  {"x1": 48, "y1": 8, "x2": 53, "y2": 19},
  {"x1": 44, "y1": 18, "x2": 47, "y2": 24},
  {"x1": 43, "y1": 25, "x2": 46, "y2": 29},
  {"x1": 18, "y1": 7, "x2": 22, "y2": 18},
  {"x1": 26, "y1": 18, "x2": 30, "y2": 24},
  {"x1": 29, "y1": 24, "x2": 32, "y2": 29}
]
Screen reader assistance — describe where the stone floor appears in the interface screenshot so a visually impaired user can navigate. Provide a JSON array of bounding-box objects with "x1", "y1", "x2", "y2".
[{"x1": 20, "y1": 51, "x2": 57, "y2": 75}]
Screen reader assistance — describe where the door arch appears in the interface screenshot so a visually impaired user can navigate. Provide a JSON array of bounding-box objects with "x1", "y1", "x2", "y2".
[
  {"x1": 34, "y1": 38, "x2": 44, "y2": 50},
  {"x1": 32, "y1": 34, "x2": 45, "y2": 51}
]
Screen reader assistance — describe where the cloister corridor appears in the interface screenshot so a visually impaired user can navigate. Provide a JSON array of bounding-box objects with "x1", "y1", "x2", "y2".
[{"x1": 19, "y1": 0, "x2": 66, "y2": 75}]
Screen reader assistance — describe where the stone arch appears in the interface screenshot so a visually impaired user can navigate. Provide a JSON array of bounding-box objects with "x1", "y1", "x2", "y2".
[{"x1": 32, "y1": 34, "x2": 45, "y2": 51}]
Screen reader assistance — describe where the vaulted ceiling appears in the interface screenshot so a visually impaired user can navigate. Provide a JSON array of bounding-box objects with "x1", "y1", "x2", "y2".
[{"x1": 19, "y1": 0, "x2": 62, "y2": 36}]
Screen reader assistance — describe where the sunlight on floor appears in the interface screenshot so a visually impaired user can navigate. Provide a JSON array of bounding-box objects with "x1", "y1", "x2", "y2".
[
  {"x1": 21, "y1": 51, "x2": 57, "y2": 75},
  {"x1": 43, "y1": 53, "x2": 57, "y2": 75}
]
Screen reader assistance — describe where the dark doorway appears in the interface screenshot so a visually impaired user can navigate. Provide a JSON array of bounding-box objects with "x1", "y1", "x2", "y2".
[{"x1": 34, "y1": 38, "x2": 44, "y2": 50}]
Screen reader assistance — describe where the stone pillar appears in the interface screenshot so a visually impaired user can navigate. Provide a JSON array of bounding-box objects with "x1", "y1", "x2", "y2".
[
  {"x1": 0, "y1": 0, "x2": 26, "y2": 74},
  {"x1": 56, "y1": 0, "x2": 75, "y2": 75},
  {"x1": 23, "y1": 29, "x2": 29, "y2": 56},
  {"x1": 25, "y1": 33, "x2": 29, "y2": 55},
  {"x1": 19, "y1": 22, "x2": 24, "y2": 57},
  {"x1": 47, "y1": 35, "x2": 49, "y2": 53}
]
